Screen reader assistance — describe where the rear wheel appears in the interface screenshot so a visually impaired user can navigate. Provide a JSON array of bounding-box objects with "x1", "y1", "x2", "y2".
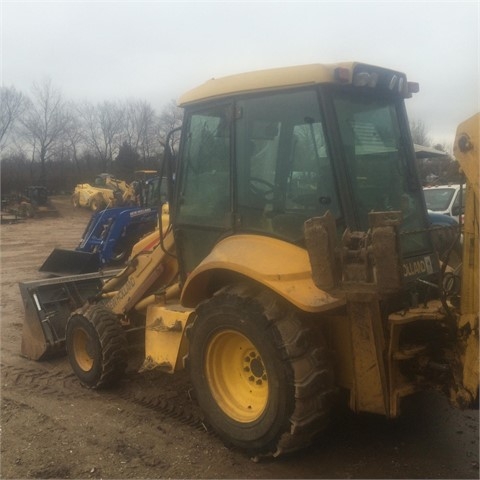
[
  {"x1": 187, "y1": 285, "x2": 335, "y2": 456},
  {"x1": 66, "y1": 305, "x2": 127, "y2": 389}
]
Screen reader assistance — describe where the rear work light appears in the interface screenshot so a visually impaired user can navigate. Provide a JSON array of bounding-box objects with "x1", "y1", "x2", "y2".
[
  {"x1": 353, "y1": 71, "x2": 379, "y2": 88},
  {"x1": 336, "y1": 65, "x2": 419, "y2": 98}
]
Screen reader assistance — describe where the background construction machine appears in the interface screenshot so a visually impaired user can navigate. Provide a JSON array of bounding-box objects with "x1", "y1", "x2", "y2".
[
  {"x1": 1, "y1": 185, "x2": 58, "y2": 220},
  {"x1": 20, "y1": 63, "x2": 478, "y2": 458},
  {"x1": 39, "y1": 205, "x2": 158, "y2": 275},
  {"x1": 72, "y1": 173, "x2": 136, "y2": 211},
  {"x1": 39, "y1": 175, "x2": 168, "y2": 275}
]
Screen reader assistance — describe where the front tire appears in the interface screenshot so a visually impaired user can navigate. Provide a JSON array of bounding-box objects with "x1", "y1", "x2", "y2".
[
  {"x1": 66, "y1": 305, "x2": 127, "y2": 389},
  {"x1": 187, "y1": 285, "x2": 335, "y2": 456}
]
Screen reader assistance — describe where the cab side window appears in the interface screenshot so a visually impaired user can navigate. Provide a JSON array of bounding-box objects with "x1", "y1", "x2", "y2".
[{"x1": 177, "y1": 106, "x2": 231, "y2": 227}]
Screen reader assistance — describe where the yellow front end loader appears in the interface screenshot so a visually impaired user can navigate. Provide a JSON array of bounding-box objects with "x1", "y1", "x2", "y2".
[
  {"x1": 20, "y1": 63, "x2": 478, "y2": 457},
  {"x1": 72, "y1": 173, "x2": 136, "y2": 211}
]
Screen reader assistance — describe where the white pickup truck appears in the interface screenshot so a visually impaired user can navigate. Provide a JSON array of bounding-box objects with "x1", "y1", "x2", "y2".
[{"x1": 423, "y1": 184, "x2": 465, "y2": 222}]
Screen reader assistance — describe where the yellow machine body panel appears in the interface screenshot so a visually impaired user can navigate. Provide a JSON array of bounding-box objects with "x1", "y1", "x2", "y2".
[
  {"x1": 142, "y1": 304, "x2": 192, "y2": 373},
  {"x1": 180, "y1": 234, "x2": 345, "y2": 313},
  {"x1": 454, "y1": 113, "x2": 479, "y2": 318},
  {"x1": 453, "y1": 113, "x2": 479, "y2": 404},
  {"x1": 178, "y1": 62, "x2": 359, "y2": 106}
]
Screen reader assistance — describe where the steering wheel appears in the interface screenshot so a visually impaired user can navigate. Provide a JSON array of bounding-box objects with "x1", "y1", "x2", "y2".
[{"x1": 249, "y1": 177, "x2": 275, "y2": 201}]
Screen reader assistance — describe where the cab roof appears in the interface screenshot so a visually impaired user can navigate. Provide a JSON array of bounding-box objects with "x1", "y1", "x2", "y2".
[{"x1": 178, "y1": 62, "x2": 360, "y2": 107}]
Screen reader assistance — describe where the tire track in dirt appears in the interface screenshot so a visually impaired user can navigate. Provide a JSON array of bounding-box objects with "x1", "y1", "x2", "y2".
[
  {"x1": 1, "y1": 361, "x2": 210, "y2": 435},
  {"x1": 1, "y1": 370, "x2": 206, "y2": 478}
]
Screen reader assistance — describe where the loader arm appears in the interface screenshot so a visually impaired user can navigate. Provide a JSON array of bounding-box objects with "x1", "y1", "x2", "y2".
[{"x1": 101, "y1": 228, "x2": 179, "y2": 315}]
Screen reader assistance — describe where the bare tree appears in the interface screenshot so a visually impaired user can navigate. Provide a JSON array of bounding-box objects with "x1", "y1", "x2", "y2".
[
  {"x1": 1, "y1": 85, "x2": 185, "y2": 190},
  {"x1": 0, "y1": 86, "x2": 27, "y2": 151},
  {"x1": 124, "y1": 99, "x2": 158, "y2": 164},
  {"x1": 81, "y1": 100, "x2": 125, "y2": 172},
  {"x1": 156, "y1": 99, "x2": 184, "y2": 153},
  {"x1": 20, "y1": 79, "x2": 70, "y2": 185},
  {"x1": 64, "y1": 103, "x2": 85, "y2": 174},
  {"x1": 410, "y1": 119, "x2": 431, "y2": 147}
]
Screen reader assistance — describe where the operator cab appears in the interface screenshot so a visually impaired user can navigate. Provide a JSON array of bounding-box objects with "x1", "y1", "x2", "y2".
[{"x1": 172, "y1": 63, "x2": 436, "y2": 284}]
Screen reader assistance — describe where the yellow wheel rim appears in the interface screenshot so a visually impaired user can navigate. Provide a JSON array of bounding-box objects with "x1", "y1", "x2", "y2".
[
  {"x1": 72, "y1": 327, "x2": 94, "y2": 372},
  {"x1": 205, "y1": 329, "x2": 268, "y2": 423}
]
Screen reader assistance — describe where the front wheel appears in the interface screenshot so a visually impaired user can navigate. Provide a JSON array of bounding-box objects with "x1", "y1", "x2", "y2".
[
  {"x1": 186, "y1": 285, "x2": 335, "y2": 456},
  {"x1": 66, "y1": 305, "x2": 127, "y2": 389}
]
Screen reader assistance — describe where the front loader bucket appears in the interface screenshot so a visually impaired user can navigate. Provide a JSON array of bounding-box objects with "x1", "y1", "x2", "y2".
[
  {"x1": 19, "y1": 270, "x2": 120, "y2": 360},
  {"x1": 39, "y1": 248, "x2": 100, "y2": 276}
]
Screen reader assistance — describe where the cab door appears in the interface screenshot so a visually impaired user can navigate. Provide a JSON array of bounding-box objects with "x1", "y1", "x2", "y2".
[{"x1": 173, "y1": 104, "x2": 233, "y2": 279}]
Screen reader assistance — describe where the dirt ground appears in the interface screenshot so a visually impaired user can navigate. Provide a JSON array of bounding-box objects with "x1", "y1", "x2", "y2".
[{"x1": 1, "y1": 196, "x2": 478, "y2": 479}]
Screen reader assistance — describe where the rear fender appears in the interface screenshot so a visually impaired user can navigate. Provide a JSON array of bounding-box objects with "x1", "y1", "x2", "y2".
[{"x1": 180, "y1": 234, "x2": 345, "y2": 313}]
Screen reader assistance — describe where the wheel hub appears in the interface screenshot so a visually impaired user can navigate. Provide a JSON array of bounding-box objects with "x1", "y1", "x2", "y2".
[
  {"x1": 73, "y1": 327, "x2": 94, "y2": 372},
  {"x1": 244, "y1": 353, "x2": 267, "y2": 385},
  {"x1": 205, "y1": 329, "x2": 268, "y2": 423}
]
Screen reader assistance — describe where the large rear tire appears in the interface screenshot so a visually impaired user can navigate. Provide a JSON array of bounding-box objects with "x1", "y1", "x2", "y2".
[
  {"x1": 187, "y1": 284, "x2": 335, "y2": 456},
  {"x1": 66, "y1": 305, "x2": 127, "y2": 389}
]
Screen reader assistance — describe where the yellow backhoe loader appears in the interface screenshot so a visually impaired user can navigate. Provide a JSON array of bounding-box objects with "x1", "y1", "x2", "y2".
[{"x1": 20, "y1": 63, "x2": 478, "y2": 457}]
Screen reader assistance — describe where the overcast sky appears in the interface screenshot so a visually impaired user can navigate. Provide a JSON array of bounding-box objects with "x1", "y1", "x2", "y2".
[{"x1": 1, "y1": 1, "x2": 479, "y2": 148}]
